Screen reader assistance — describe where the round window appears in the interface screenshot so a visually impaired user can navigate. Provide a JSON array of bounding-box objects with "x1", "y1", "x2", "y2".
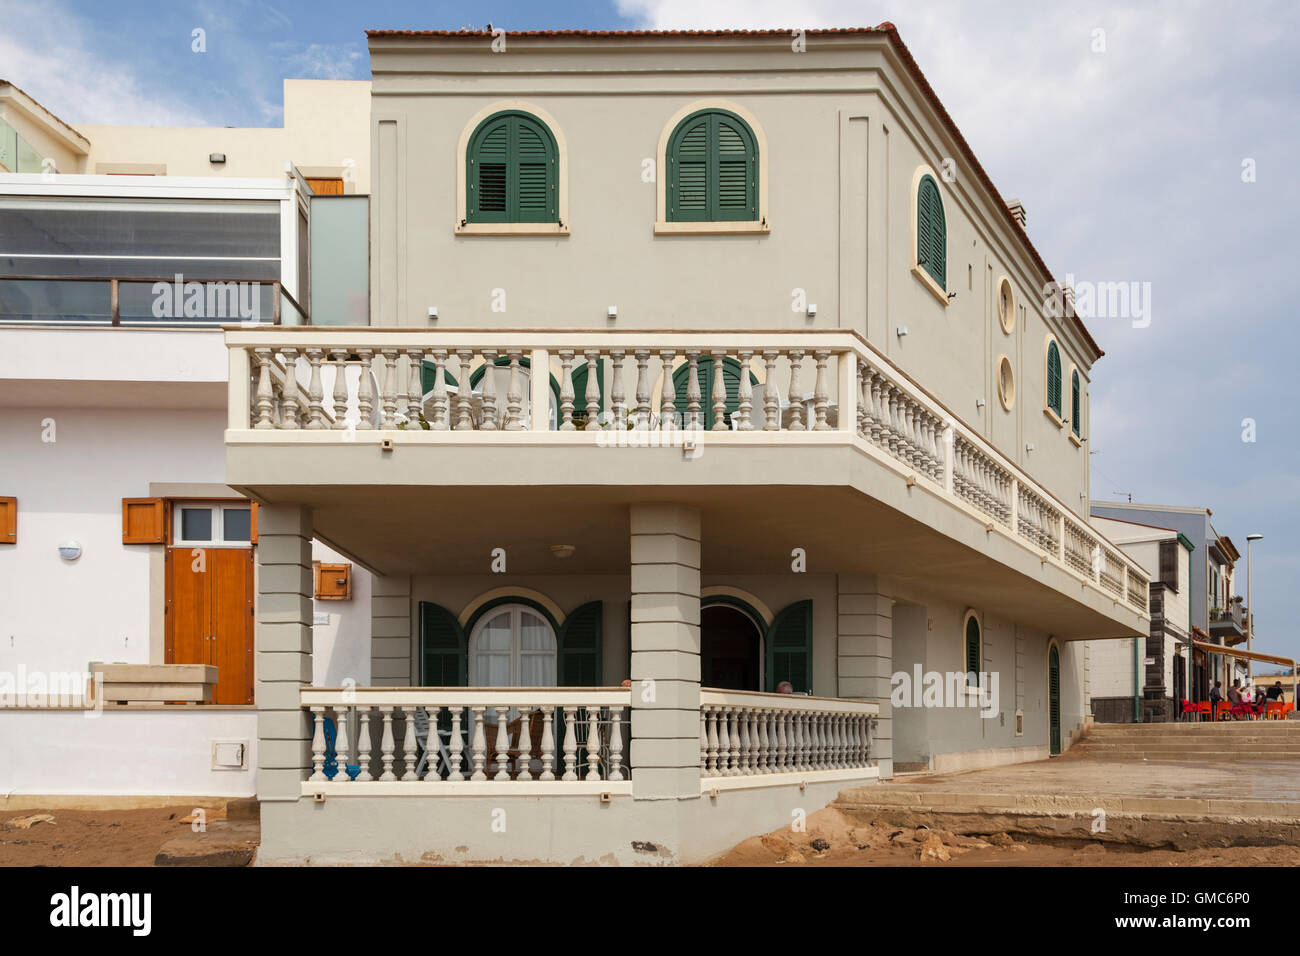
[
  {"x1": 997, "y1": 277, "x2": 1015, "y2": 334},
  {"x1": 997, "y1": 355, "x2": 1015, "y2": 411}
]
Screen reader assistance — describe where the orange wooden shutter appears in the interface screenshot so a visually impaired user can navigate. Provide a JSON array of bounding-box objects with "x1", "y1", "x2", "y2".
[
  {"x1": 306, "y1": 177, "x2": 344, "y2": 195},
  {"x1": 249, "y1": 501, "x2": 259, "y2": 543},
  {"x1": 122, "y1": 498, "x2": 170, "y2": 544},
  {"x1": 0, "y1": 496, "x2": 15, "y2": 544}
]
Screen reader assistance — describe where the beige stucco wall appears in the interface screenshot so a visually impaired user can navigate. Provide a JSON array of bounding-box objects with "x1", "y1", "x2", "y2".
[{"x1": 367, "y1": 34, "x2": 1094, "y2": 515}]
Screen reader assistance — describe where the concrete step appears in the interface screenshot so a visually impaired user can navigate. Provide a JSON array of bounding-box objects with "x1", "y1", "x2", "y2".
[
  {"x1": 1076, "y1": 740, "x2": 1300, "y2": 751},
  {"x1": 1070, "y1": 751, "x2": 1300, "y2": 761},
  {"x1": 1088, "y1": 722, "x2": 1300, "y2": 734}
]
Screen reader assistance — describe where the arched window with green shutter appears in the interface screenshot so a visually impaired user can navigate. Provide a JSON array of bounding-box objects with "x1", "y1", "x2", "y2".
[
  {"x1": 667, "y1": 109, "x2": 758, "y2": 222},
  {"x1": 1071, "y1": 369, "x2": 1082, "y2": 436},
  {"x1": 466, "y1": 110, "x2": 558, "y2": 223},
  {"x1": 766, "y1": 599, "x2": 813, "y2": 693},
  {"x1": 963, "y1": 612, "x2": 981, "y2": 687},
  {"x1": 916, "y1": 174, "x2": 947, "y2": 289},
  {"x1": 1046, "y1": 340, "x2": 1063, "y2": 416},
  {"x1": 671, "y1": 356, "x2": 761, "y2": 430}
]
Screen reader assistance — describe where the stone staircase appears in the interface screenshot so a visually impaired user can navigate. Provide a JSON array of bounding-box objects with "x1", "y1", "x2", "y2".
[{"x1": 1072, "y1": 720, "x2": 1300, "y2": 761}]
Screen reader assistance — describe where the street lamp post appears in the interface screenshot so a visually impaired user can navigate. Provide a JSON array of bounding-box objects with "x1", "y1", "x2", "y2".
[{"x1": 1246, "y1": 533, "x2": 1263, "y2": 684}]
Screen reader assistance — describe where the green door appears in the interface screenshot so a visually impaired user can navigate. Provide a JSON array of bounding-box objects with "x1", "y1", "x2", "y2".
[{"x1": 1049, "y1": 644, "x2": 1061, "y2": 756}]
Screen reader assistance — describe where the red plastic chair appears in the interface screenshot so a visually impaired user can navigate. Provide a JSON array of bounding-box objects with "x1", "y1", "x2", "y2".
[
  {"x1": 1198, "y1": 702, "x2": 1212, "y2": 721},
  {"x1": 1267, "y1": 702, "x2": 1284, "y2": 720},
  {"x1": 1215, "y1": 702, "x2": 1234, "y2": 721}
]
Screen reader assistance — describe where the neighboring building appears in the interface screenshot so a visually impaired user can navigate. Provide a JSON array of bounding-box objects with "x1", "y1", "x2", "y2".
[
  {"x1": 0, "y1": 79, "x2": 372, "y2": 799},
  {"x1": 1085, "y1": 516, "x2": 1193, "y2": 722},
  {"x1": 1090, "y1": 501, "x2": 1247, "y2": 708},
  {"x1": 2, "y1": 25, "x2": 1154, "y2": 865}
]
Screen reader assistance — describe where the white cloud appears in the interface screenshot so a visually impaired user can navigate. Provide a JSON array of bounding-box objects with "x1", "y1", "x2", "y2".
[{"x1": 0, "y1": 0, "x2": 207, "y2": 125}]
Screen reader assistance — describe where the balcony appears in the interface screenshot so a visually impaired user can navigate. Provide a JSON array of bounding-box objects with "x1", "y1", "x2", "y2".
[
  {"x1": 225, "y1": 327, "x2": 1150, "y2": 636},
  {"x1": 1209, "y1": 603, "x2": 1250, "y2": 645}
]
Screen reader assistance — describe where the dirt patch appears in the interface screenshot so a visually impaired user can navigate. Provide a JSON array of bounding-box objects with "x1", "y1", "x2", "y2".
[
  {"x1": 0, "y1": 805, "x2": 230, "y2": 867},
  {"x1": 709, "y1": 807, "x2": 1300, "y2": 867}
]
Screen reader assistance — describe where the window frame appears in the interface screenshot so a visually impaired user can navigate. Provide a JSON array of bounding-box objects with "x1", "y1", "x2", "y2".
[
  {"x1": 962, "y1": 609, "x2": 983, "y2": 694},
  {"x1": 910, "y1": 166, "x2": 950, "y2": 306},
  {"x1": 172, "y1": 501, "x2": 254, "y2": 548},
  {"x1": 1069, "y1": 364, "x2": 1083, "y2": 443},
  {"x1": 1043, "y1": 335, "x2": 1065, "y2": 426},
  {"x1": 467, "y1": 602, "x2": 558, "y2": 688},
  {"x1": 665, "y1": 108, "x2": 759, "y2": 225},
  {"x1": 454, "y1": 101, "x2": 569, "y2": 236}
]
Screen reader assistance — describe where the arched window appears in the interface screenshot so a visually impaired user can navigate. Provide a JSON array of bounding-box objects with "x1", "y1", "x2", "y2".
[
  {"x1": 667, "y1": 109, "x2": 758, "y2": 222},
  {"x1": 469, "y1": 604, "x2": 557, "y2": 687},
  {"x1": 1046, "y1": 339, "x2": 1063, "y2": 417},
  {"x1": 466, "y1": 110, "x2": 558, "y2": 223},
  {"x1": 1071, "y1": 369, "x2": 1082, "y2": 437},
  {"x1": 963, "y1": 612, "x2": 982, "y2": 687},
  {"x1": 916, "y1": 174, "x2": 947, "y2": 289}
]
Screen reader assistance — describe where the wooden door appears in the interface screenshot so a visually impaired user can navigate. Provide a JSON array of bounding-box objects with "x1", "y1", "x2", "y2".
[{"x1": 166, "y1": 547, "x2": 255, "y2": 704}]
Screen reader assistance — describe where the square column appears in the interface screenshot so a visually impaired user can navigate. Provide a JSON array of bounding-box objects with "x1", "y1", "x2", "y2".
[
  {"x1": 836, "y1": 574, "x2": 893, "y2": 778},
  {"x1": 370, "y1": 573, "x2": 413, "y2": 686},
  {"x1": 256, "y1": 504, "x2": 314, "y2": 803},
  {"x1": 629, "y1": 503, "x2": 702, "y2": 801}
]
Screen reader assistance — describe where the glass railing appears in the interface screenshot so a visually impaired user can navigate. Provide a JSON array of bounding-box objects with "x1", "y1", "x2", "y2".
[
  {"x1": 0, "y1": 116, "x2": 45, "y2": 173},
  {"x1": 0, "y1": 276, "x2": 298, "y2": 327}
]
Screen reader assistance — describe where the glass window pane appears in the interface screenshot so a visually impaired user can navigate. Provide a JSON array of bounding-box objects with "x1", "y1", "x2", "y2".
[
  {"x1": 520, "y1": 654, "x2": 556, "y2": 687},
  {"x1": 223, "y1": 508, "x2": 252, "y2": 542},
  {"x1": 309, "y1": 197, "x2": 369, "y2": 325},
  {"x1": 478, "y1": 612, "x2": 513, "y2": 651},
  {"x1": 0, "y1": 278, "x2": 112, "y2": 324},
  {"x1": 180, "y1": 508, "x2": 212, "y2": 542},
  {"x1": 117, "y1": 280, "x2": 274, "y2": 327},
  {"x1": 520, "y1": 613, "x2": 554, "y2": 651}
]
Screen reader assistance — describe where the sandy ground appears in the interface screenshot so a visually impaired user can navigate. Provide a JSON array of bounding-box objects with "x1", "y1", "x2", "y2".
[
  {"x1": 709, "y1": 807, "x2": 1300, "y2": 867},
  {"x1": 0, "y1": 806, "x2": 226, "y2": 867}
]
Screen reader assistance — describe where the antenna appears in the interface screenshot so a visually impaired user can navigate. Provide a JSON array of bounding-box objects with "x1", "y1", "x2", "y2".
[{"x1": 1113, "y1": 492, "x2": 1133, "y2": 503}]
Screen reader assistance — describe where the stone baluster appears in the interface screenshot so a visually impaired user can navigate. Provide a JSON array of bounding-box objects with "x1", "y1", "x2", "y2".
[
  {"x1": 786, "y1": 350, "x2": 805, "y2": 431},
  {"x1": 558, "y1": 350, "x2": 576, "y2": 430},
  {"x1": 447, "y1": 707, "x2": 465, "y2": 781},
  {"x1": 812, "y1": 350, "x2": 831, "y2": 430},
  {"x1": 493, "y1": 706, "x2": 512, "y2": 781},
  {"x1": 332, "y1": 707, "x2": 350, "y2": 782},
  {"x1": 736, "y1": 350, "x2": 754, "y2": 430},
  {"x1": 658, "y1": 350, "x2": 677, "y2": 430},
  {"x1": 409, "y1": 348, "x2": 429, "y2": 428},
  {"x1": 584, "y1": 349, "x2": 602, "y2": 430},
  {"x1": 253, "y1": 349, "x2": 276, "y2": 429},
  {"x1": 421, "y1": 707, "x2": 442, "y2": 782},
  {"x1": 404, "y1": 349, "x2": 425, "y2": 430},
  {"x1": 762, "y1": 350, "x2": 780, "y2": 431},
  {"x1": 478, "y1": 349, "x2": 498, "y2": 429},
  {"x1": 748, "y1": 711, "x2": 761, "y2": 773},
  {"x1": 608, "y1": 706, "x2": 624, "y2": 781},
  {"x1": 756, "y1": 709, "x2": 769, "y2": 772},
  {"x1": 516, "y1": 707, "x2": 533, "y2": 781},
  {"x1": 469, "y1": 706, "x2": 487, "y2": 781},
  {"x1": 355, "y1": 707, "x2": 373, "y2": 781},
  {"x1": 857, "y1": 366, "x2": 870, "y2": 438},
  {"x1": 738, "y1": 708, "x2": 751, "y2": 775},
  {"x1": 585, "y1": 708, "x2": 602, "y2": 780},
  {"x1": 773, "y1": 711, "x2": 786, "y2": 771},
  {"x1": 710, "y1": 348, "x2": 729, "y2": 430},
  {"x1": 795, "y1": 712, "x2": 808, "y2": 771},
  {"x1": 455, "y1": 350, "x2": 475, "y2": 430},
  {"x1": 869, "y1": 372, "x2": 885, "y2": 445},
  {"x1": 699, "y1": 711, "x2": 708, "y2": 776},
  {"x1": 330, "y1": 349, "x2": 351, "y2": 430},
  {"x1": 278, "y1": 347, "x2": 301, "y2": 429},
  {"x1": 728, "y1": 708, "x2": 741, "y2": 776},
  {"x1": 378, "y1": 706, "x2": 397, "y2": 781},
  {"x1": 561, "y1": 706, "x2": 579, "y2": 781},
  {"x1": 717, "y1": 707, "x2": 731, "y2": 776},
  {"x1": 634, "y1": 350, "x2": 651, "y2": 429},
  {"x1": 538, "y1": 707, "x2": 556, "y2": 781},
  {"x1": 706, "y1": 706, "x2": 720, "y2": 776},
  {"x1": 685, "y1": 350, "x2": 702, "y2": 430},
  {"x1": 401, "y1": 707, "x2": 419, "y2": 781},
  {"x1": 304, "y1": 349, "x2": 326, "y2": 429},
  {"x1": 379, "y1": 349, "x2": 399, "y2": 429},
  {"x1": 428, "y1": 348, "x2": 449, "y2": 429},
  {"x1": 309, "y1": 706, "x2": 327, "y2": 781},
  {"x1": 504, "y1": 350, "x2": 524, "y2": 431},
  {"x1": 610, "y1": 349, "x2": 627, "y2": 429}
]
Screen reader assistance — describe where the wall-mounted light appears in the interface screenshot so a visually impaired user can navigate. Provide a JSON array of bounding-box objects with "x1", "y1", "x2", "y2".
[
  {"x1": 549, "y1": 544, "x2": 576, "y2": 559},
  {"x1": 976, "y1": 398, "x2": 986, "y2": 410},
  {"x1": 427, "y1": 306, "x2": 438, "y2": 320},
  {"x1": 806, "y1": 304, "x2": 818, "y2": 318},
  {"x1": 1025, "y1": 442, "x2": 1036, "y2": 453},
  {"x1": 209, "y1": 152, "x2": 226, "y2": 165},
  {"x1": 58, "y1": 540, "x2": 82, "y2": 561},
  {"x1": 607, "y1": 306, "x2": 618, "y2": 320},
  {"x1": 896, "y1": 325, "x2": 909, "y2": 337}
]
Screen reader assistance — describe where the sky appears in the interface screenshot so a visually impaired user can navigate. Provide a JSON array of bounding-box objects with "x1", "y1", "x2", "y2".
[{"x1": 2, "y1": 0, "x2": 1296, "y2": 659}]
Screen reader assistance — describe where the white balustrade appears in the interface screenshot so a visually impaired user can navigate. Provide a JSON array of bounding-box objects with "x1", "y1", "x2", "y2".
[{"x1": 303, "y1": 687, "x2": 631, "y2": 791}]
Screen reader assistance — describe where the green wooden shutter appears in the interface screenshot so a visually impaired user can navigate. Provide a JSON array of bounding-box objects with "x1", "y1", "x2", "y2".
[
  {"x1": 559, "y1": 600, "x2": 603, "y2": 687},
  {"x1": 467, "y1": 111, "x2": 557, "y2": 224},
  {"x1": 668, "y1": 110, "x2": 758, "y2": 223},
  {"x1": 964, "y1": 616, "x2": 981, "y2": 686},
  {"x1": 420, "y1": 602, "x2": 465, "y2": 686},
  {"x1": 917, "y1": 174, "x2": 946, "y2": 289},
  {"x1": 766, "y1": 600, "x2": 812, "y2": 693},
  {"x1": 1071, "y1": 370, "x2": 1082, "y2": 436},
  {"x1": 1047, "y1": 342, "x2": 1062, "y2": 415}
]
